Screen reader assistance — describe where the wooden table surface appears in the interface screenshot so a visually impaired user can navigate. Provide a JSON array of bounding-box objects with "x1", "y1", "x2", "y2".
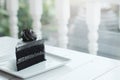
[{"x1": 0, "y1": 37, "x2": 120, "y2": 80}]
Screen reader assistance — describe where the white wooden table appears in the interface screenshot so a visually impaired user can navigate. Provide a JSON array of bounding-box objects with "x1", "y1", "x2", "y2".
[{"x1": 0, "y1": 37, "x2": 120, "y2": 80}]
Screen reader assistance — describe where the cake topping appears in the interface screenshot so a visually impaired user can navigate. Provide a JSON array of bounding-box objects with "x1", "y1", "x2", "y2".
[{"x1": 21, "y1": 29, "x2": 37, "y2": 42}]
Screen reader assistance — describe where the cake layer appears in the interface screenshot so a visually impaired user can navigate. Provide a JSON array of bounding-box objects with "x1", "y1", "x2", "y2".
[{"x1": 16, "y1": 40, "x2": 46, "y2": 71}]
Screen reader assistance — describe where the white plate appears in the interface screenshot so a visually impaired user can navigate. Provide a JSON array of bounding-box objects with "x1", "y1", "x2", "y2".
[{"x1": 0, "y1": 52, "x2": 70, "y2": 79}]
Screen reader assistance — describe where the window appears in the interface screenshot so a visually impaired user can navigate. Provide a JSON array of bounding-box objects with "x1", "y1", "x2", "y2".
[{"x1": 68, "y1": 1, "x2": 120, "y2": 59}]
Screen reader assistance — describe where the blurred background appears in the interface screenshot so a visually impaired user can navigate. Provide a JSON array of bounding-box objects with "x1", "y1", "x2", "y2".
[{"x1": 0, "y1": 0, "x2": 120, "y2": 60}]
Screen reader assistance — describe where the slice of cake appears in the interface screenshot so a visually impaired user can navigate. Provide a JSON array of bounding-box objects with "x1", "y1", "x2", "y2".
[{"x1": 16, "y1": 29, "x2": 46, "y2": 71}]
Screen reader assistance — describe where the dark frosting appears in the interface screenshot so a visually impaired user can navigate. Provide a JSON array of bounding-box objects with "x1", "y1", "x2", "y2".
[{"x1": 21, "y1": 29, "x2": 37, "y2": 42}]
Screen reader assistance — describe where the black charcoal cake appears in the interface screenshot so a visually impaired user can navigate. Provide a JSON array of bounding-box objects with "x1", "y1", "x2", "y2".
[{"x1": 16, "y1": 29, "x2": 46, "y2": 71}]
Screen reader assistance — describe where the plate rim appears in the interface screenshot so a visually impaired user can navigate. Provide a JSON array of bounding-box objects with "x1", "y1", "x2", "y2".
[{"x1": 0, "y1": 52, "x2": 70, "y2": 79}]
